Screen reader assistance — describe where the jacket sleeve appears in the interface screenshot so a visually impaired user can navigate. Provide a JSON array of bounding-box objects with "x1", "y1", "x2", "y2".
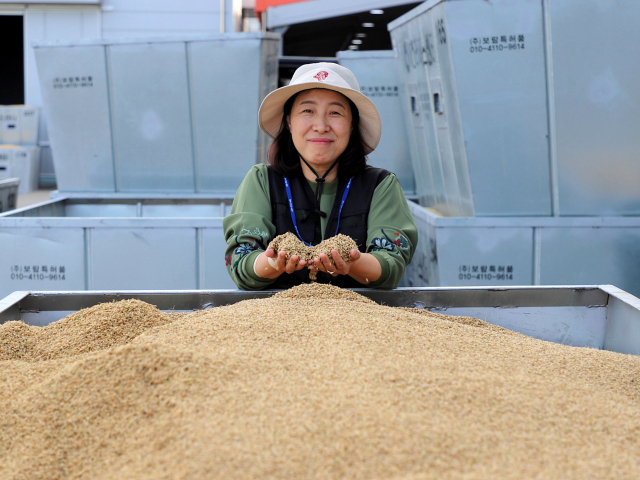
[
  {"x1": 365, "y1": 174, "x2": 418, "y2": 289},
  {"x1": 222, "y1": 164, "x2": 278, "y2": 290}
]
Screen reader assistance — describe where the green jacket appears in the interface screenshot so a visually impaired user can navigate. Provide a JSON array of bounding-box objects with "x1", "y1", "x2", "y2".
[{"x1": 223, "y1": 164, "x2": 418, "y2": 290}]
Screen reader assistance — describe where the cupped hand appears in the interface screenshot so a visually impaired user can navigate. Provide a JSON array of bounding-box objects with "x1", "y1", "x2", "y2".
[
  {"x1": 264, "y1": 248, "x2": 308, "y2": 274},
  {"x1": 310, "y1": 249, "x2": 360, "y2": 276}
]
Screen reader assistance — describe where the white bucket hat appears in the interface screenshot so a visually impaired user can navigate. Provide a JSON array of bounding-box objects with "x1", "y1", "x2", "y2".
[{"x1": 258, "y1": 62, "x2": 382, "y2": 154}]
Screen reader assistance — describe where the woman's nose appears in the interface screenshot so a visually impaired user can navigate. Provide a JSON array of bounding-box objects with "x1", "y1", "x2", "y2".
[{"x1": 313, "y1": 116, "x2": 330, "y2": 132}]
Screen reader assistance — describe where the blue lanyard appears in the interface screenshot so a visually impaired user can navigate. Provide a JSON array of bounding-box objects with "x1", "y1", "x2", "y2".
[{"x1": 284, "y1": 177, "x2": 353, "y2": 247}]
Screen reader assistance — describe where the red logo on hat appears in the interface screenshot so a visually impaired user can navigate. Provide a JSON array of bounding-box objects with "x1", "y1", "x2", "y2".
[{"x1": 314, "y1": 71, "x2": 329, "y2": 82}]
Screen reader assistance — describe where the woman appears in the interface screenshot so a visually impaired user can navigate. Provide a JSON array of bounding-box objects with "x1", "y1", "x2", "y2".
[{"x1": 223, "y1": 62, "x2": 418, "y2": 290}]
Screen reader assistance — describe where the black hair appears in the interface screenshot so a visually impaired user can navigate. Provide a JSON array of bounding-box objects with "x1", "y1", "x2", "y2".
[{"x1": 267, "y1": 88, "x2": 370, "y2": 180}]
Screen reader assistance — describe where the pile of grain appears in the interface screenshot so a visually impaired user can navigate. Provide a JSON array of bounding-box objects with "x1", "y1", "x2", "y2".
[
  {"x1": 273, "y1": 282, "x2": 375, "y2": 303},
  {"x1": 0, "y1": 299, "x2": 172, "y2": 362},
  {"x1": 1, "y1": 284, "x2": 640, "y2": 479}
]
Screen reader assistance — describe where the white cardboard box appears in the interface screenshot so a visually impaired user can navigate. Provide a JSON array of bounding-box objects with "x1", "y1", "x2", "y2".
[
  {"x1": 0, "y1": 108, "x2": 20, "y2": 144},
  {"x1": 0, "y1": 149, "x2": 12, "y2": 178},
  {"x1": 0, "y1": 106, "x2": 41, "y2": 145},
  {"x1": 0, "y1": 178, "x2": 19, "y2": 213},
  {"x1": 0, "y1": 145, "x2": 40, "y2": 194}
]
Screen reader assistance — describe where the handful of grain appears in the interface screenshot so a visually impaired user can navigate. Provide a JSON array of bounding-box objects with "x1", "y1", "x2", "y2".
[
  {"x1": 267, "y1": 232, "x2": 314, "y2": 263},
  {"x1": 267, "y1": 232, "x2": 358, "y2": 279},
  {"x1": 314, "y1": 234, "x2": 358, "y2": 263}
]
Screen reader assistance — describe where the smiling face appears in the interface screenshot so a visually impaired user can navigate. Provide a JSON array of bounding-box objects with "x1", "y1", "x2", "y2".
[{"x1": 286, "y1": 89, "x2": 353, "y2": 180}]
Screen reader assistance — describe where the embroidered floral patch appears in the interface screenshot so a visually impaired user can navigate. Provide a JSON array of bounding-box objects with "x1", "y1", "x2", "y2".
[
  {"x1": 231, "y1": 242, "x2": 257, "y2": 271},
  {"x1": 371, "y1": 229, "x2": 410, "y2": 252},
  {"x1": 372, "y1": 237, "x2": 395, "y2": 251},
  {"x1": 389, "y1": 230, "x2": 410, "y2": 250},
  {"x1": 227, "y1": 230, "x2": 270, "y2": 272},
  {"x1": 241, "y1": 228, "x2": 269, "y2": 241},
  {"x1": 234, "y1": 243, "x2": 257, "y2": 256}
]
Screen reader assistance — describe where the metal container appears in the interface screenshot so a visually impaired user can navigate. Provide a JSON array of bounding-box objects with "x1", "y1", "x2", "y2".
[
  {"x1": 388, "y1": 0, "x2": 640, "y2": 217},
  {"x1": 33, "y1": 32, "x2": 279, "y2": 194},
  {"x1": 2, "y1": 285, "x2": 640, "y2": 355},
  {"x1": 336, "y1": 50, "x2": 415, "y2": 196},
  {"x1": 549, "y1": 0, "x2": 640, "y2": 216},
  {"x1": 0, "y1": 178, "x2": 19, "y2": 213},
  {"x1": 405, "y1": 201, "x2": 640, "y2": 297},
  {"x1": 0, "y1": 196, "x2": 236, "y2": 298}
]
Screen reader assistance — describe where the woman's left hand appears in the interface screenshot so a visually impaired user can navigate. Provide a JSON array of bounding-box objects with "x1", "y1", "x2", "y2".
[{"x1": 310, "y1": 249, "x2": 361, "y2": 276}]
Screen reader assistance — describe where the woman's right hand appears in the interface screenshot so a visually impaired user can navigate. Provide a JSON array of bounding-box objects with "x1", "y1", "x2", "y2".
[{"x1": 256, "y1": 249, "x2": 308, "y2": 278}]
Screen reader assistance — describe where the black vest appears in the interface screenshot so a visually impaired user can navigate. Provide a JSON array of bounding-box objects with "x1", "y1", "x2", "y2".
[{"x1": 267, "y1": 165, "x2": 391, "y2": 289}]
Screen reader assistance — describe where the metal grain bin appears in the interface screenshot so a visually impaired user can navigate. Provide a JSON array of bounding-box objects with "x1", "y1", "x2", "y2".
[
  {"x1": 2, "y1": 285, "x2": 640, "y2": 355},
  {"x1": 336, "y1": 50, "x2": 415, "y2": 196},
  {"x1": 549, "y1": 0, "x2": 640, "y2": 216},
  {"x1": 0, "y1": 178, "x2": 19, "y2": 213},
  {"x1": 388, "y1": 0, "x2": 640, "y2": 217},
  {"x1": 405, "y1": 201, "x2": 640, "y2": 297},
  {"x1": 33, "y1": 32, "x2": 279, "y2": 194},
  {"x1": 0, "y1": 196, "x2": 236, "y2": 298}
]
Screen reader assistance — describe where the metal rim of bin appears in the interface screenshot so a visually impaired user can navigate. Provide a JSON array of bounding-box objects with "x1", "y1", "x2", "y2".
[
  {"x1": 3, "y1": 285, "x2": 640, "y2": 355},
  {"x1": 0, "y1": 284, "x2": 624, "y2": 315}
]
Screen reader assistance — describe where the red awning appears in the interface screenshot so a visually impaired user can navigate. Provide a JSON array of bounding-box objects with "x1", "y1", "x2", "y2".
[{"x1": 255, "y1": 0, "x2": 312, "y2": 16}]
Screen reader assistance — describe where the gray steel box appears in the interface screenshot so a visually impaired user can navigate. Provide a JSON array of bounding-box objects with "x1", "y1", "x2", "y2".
[
  {"x1": 549, "y1": 0, "x2": 640, "y2": 215},
  {"x1": 33, "y1": 33, "x2": 279, "y2": 194},
  {"x1": 389, "y1": 0, "x2": 549, "y2": 216},
  {"x1": 406, "y1": 201, "x2": 640, "y2": 298},
  {"x1": 0, "y1": 196, "x2": 236, "y2": 299},
  {"x1": 389, "y1": 0, "x2": 640, "y2": 217},
  {"x1": 336, "y1": 50, "x2": 415, "y2": 196},
  {"x1": 2, "y1": 285, "x2": 640, "y2": 355}
]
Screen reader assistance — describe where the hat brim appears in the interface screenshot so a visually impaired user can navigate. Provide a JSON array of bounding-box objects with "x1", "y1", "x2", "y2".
[{"x1": 258, "y1": 83, "x2": 381, "y2": 155}]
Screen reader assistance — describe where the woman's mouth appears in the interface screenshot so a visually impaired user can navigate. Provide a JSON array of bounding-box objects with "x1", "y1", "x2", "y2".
[{"x1": 309, "y1": 138, "x2": 332, "y2": 145}]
